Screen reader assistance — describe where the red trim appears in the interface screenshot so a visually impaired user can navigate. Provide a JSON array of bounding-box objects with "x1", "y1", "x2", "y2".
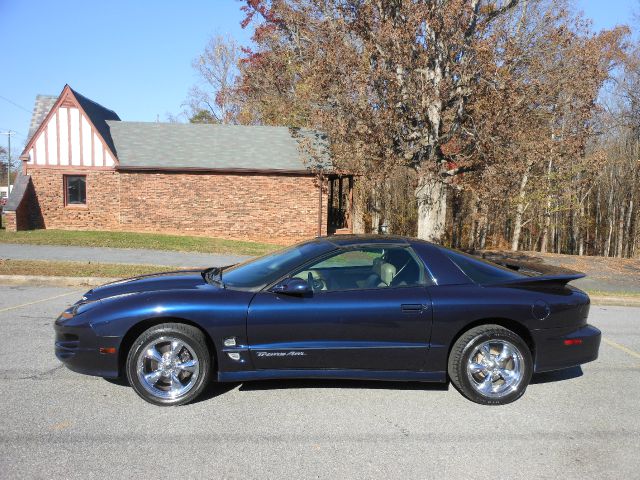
[
  {"x1": 115, "y1": 166, "x2": 316, "y2": 176},
  {"x1": 26, "y1": 164, "x2": 115, "y2": 172}
]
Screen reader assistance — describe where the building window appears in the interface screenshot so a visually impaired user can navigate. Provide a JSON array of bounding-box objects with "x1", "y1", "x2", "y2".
[{"x1": 64, "y1": 175, "x2": 86, "y2": 205}]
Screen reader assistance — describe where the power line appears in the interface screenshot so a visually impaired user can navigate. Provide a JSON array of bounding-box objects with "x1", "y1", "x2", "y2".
[
  {"x1": 0, "y1": 95, "x2": 32, "y2": 114},
  {"x1": 0, "y1": 127, "x2": 25, "y2": 138}
]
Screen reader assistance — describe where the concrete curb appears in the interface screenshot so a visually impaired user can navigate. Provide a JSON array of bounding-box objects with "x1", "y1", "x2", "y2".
[
  {"x1": 0, "y1": 275, "x2": 120, "y2": 288},
  {"x1": 589, "y1": 296, "x2": 640, "y2": 307}
]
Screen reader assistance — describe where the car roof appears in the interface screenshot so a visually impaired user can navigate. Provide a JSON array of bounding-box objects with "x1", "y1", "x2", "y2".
[{"x1": 319, "y1": 234, "x2": 415, "y2": 247}]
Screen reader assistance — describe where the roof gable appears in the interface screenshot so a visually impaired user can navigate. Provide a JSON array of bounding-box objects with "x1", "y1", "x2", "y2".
[
  {"x1": 22, "y1": 85, "x2": 120, "y2": 158},
  {"x1": 22, "y1": 85, "x2": 120, "y2": 168}
]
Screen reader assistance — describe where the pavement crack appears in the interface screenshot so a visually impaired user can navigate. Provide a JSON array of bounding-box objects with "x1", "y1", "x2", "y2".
[
  {"x1": 381, "y1": 416, "x2": 410, "y2": 437},
  {"x1": 18, "y1": 364, "x2": 64, "y2": 381}
]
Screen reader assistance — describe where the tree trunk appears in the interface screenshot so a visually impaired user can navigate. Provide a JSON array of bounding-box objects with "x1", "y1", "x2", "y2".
[
  {"x1": 511, "y1": 162, "x2": 532, "y2": 251},
  {"x1": 451, "y1": 192, "x2": 463, "y2": 248},
  {"x1": 625, "y1": 198, "x2": 633, "y2": 257},
  {"x1": 555, "y1": 210, "x2": 561, "y2": 253},
  {"x1": 540, "y1": 196, "x2": 552, "y2": 253},
  {"x1": 370, "y1": 182, "x2": 382, "y2": 234},
  {"x1": 595, "y1": 186, "x2": 600, "y2": 255},
  {"x1": 604, "y1": 207, "x2": 614, "y2": 257},
  {"x1": 570, "y1": 208, "x2": 578, "y2": 255},
  {"x1": 467, "y1": 195, "x2": 478, "y2": 250},
  {"x1": 352, "y1": 192, "x2": 366, "y2": 234},
  {"x1": 477, "y1": 203, "x2": 488, "y2": 250},
  {"x1": 415, "y1": 172, "x2": 447, "y2": 242},
  {"x1": 630, "y1": 200, "x2": 638, "y2": 258},
  {"x1": 577, "y1": 200, "x2": 585, "y2": 256},
  {"x1": 604, "y1": 182, "x2": 614, "y2": 257},
  {"x1": 616, "y1": 204, "x2": 625, "y2": 258}
]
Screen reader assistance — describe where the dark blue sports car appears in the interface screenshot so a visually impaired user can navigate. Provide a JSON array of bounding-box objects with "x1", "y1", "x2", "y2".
[{"x1": 55, "y1": 235, "x2": 600, "y2": 406}]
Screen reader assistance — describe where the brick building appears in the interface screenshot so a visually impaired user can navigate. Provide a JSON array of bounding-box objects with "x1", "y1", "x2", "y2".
[{"x1": 3, "y1": 85, "x2": 354, "y2": 244}]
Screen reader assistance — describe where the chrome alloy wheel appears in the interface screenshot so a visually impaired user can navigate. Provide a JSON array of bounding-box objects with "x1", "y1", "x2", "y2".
[
  {"x1": 136, "y1": 336, "x2": 200, "y2": 400},
  {"x1": 466, "y1": 340, "x2": 524, "y2": 398}
]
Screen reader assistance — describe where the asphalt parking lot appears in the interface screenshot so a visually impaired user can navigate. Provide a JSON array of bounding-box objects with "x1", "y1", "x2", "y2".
[{"x1": 0, "y1": 285, "x2": 638, "y2": 479}]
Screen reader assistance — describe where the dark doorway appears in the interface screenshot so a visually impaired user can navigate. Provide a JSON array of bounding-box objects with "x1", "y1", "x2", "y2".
[{"x1": 327, "y1": 175, "x2": 353, "y2": 235}]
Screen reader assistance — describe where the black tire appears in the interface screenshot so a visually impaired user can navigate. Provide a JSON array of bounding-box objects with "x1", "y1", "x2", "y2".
[
  {"x1": 448, "y1": 324, "x2": 532, "y2": 405},
  {"x1": 126, "y1": 323, "x2": 212, "y2": 406}
]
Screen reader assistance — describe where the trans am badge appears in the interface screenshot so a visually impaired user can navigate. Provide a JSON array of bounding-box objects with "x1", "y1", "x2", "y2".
[{"x1": 256, "y1": 351, "x2": 307, "y2": 357}]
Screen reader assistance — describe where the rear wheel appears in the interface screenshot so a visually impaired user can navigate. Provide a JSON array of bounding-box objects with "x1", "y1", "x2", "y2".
[
  {"x1": 448, "y1": 325, "x2": 532, "y2": 405},
  {"x1": 126, "y1": 323, "x2": 211, "y2": 406}
]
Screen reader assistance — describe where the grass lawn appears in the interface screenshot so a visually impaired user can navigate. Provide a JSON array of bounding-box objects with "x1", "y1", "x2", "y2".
[
  {"x1": 0, "y1": 259, "x2": 176, "y2": 278},
  {"x1": 0, "y1": 228, "x2": 280, "y2": 256}
]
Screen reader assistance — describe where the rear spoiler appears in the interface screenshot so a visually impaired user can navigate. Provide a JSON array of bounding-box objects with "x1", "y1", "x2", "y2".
[{"x1": 490, "y1": 273, "x2": 585, "y2": 288}]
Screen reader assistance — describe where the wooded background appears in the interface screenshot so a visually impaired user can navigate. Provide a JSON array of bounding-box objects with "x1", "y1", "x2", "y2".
[{"x1": 184, "y1": 0, "x2": 640, "y2": 257}]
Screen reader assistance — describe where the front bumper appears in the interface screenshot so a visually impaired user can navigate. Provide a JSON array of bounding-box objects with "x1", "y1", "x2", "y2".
[
  {"x1": 532, "y1": 324, "x2": 601, "y2": 373},
  {"x1": 54, "y1": 321, "x2": 120, "y2": 378}
]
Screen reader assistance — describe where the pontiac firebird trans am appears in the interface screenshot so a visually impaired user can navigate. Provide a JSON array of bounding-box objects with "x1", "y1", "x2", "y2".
[{"x1": 55, "y1": 235, "x2": 600, "y2": 406}]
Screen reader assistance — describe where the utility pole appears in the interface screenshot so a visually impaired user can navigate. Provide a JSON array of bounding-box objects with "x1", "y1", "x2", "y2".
[{"x1": 0, "y1": 131, "x2": 14, "y2": 199}]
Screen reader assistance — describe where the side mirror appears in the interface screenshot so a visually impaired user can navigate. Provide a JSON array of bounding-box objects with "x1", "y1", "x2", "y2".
[{"x1": 271, "y1": 277, "x2": 312, "y2": 296}]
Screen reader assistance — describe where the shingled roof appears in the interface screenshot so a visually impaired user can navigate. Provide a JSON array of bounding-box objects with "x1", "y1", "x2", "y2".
[
  {"x1": 70, "y1": 87, "x2": 120, "y2": 156},
  {"x1": 24, "y1": 86, "x2": 331, "y2": 173},
  {"x1": 27, "y1": 95, "x2": 57, "y2": 142},
  {"x1": 3, "y1": 172, "x2": 30, "y2": 212},
  {"x1": 107, "y1": 122, "x2": 330, "y2": 173}
]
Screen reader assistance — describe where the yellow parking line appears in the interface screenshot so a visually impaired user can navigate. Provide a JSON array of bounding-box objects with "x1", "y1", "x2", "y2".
[
  {"x1": 0, "y1": 291, "x2": 81, "y2": 313},
  {"x1": 603, "y1": 338, "x2": 640, "y2": 360}
]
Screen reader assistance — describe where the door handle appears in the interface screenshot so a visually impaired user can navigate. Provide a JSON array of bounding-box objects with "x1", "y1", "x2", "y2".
[{"x1": 401, "y1": 304, "x2": 429, "y2": 313}]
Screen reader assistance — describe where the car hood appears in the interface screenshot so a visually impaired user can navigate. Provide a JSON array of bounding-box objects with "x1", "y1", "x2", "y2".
[{"x1": 82, "y1": 270, "x2": 211, "y2": 301}]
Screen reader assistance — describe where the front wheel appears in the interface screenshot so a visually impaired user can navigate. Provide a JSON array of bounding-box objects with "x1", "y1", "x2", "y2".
[
  {"x1": 126, "y1": 323, "x2": 211, "y2": 406},
  {"x1": 448, "y1": 325, "x2": 532, "y2": 405}
]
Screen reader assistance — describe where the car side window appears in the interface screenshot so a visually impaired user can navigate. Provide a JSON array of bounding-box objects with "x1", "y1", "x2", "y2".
[{"x1": 291, "y1": 246, "x2": 427, "y2": 292}]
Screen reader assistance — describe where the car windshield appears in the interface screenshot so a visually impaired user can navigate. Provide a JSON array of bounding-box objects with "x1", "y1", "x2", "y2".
[{"x1": 211, "y1": 240, "x2": 334, "y2": 291}]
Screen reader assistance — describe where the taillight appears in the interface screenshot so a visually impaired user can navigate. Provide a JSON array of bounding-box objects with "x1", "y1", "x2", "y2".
[{"x1": 564, "y1": 339, "x2": 583, "y2": 346}]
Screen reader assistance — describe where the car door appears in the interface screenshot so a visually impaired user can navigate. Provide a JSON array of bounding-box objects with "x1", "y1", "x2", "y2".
[{"x1": 246, "y1": 245, "x2": 433, "y2": 371}]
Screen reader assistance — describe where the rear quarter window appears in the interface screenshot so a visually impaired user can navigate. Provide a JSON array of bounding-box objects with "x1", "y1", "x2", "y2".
[{"x1": 443, "y1": 249, "x2": 525, "y2": 285}]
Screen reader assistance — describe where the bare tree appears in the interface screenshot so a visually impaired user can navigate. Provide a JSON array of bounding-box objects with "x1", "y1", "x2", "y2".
[{"x1": 185, "y1": 33, "x2": 240, "y2": 124}]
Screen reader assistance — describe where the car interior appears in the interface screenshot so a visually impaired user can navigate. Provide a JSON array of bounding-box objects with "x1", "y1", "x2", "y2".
[{"x1": 293, "y1": 247, "x2": 425, "y2": 292}]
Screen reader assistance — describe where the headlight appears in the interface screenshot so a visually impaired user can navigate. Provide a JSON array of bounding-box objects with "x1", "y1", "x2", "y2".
[
  {"x1": 58, "y1": 300, "x2": 100, "y2": 321},
  {"x1": 59, "y1": 307, "x2": 76, "y2": 320}
]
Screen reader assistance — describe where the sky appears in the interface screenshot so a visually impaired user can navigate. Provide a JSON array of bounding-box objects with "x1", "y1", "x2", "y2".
[{"x1": 0, "y1": 0, "x2": 638, "y2": 154}]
